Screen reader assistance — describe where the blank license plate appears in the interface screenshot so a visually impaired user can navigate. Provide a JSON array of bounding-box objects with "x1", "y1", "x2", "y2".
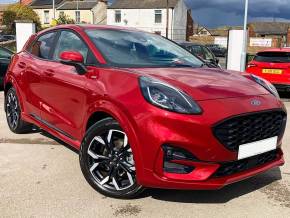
[
  {"x1": 238, "y1": 136, "x2": 278, "y2": 160},
  {"x1": 262, "y1": 69, "x2": 283, "y2": 74}
]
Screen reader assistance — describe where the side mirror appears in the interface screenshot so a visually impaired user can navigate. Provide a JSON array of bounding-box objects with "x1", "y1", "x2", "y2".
[{"x1": 60, "y1": 51, "x2": 87, "y2": 75}]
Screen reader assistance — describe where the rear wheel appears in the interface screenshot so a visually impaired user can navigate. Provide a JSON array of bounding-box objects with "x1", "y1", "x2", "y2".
[
  {"x1": 5, "y1": 87, "x2": 32, "y2": 133},
  {"x1": 79, "y1": 118, "x2": 143, "y2": 198}
]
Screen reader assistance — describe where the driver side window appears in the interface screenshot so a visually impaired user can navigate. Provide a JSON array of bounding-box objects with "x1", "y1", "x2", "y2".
[{"x1": 53, "y1": 30, "x2": 98, "y2": 65}]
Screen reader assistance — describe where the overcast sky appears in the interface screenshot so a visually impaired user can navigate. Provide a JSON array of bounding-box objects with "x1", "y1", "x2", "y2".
[
  {"x1": 186, "y1": 0, "x2": 290, "y2": 28},
  {"x1": 2, "y1": 0, "x2": 290, "y2": 28}
]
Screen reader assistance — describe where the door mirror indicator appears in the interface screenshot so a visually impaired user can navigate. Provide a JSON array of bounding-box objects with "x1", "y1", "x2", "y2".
[{"x1": 60, "y1": 51, "x2": 87, "y2": 75}]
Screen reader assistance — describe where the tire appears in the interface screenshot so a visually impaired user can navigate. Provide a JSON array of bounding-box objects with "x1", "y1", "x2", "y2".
[
  {"x1": 79, "y1": 118, "x2": 144, "y2": 198},
  {"x1": 5, "y1": 87, "x2": 33, "y2": 134}
]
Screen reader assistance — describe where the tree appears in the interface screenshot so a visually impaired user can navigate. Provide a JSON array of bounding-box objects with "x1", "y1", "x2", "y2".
[
  {"x1": 2, "y1": 3, "x2": 41, "y2": 34},
  {"x1": 57, "y1": 14, "x2": 75, "y2": 25}
]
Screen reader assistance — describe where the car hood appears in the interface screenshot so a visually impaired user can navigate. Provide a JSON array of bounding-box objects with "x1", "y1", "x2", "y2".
[{"x1": 129, "y1": 67, "x2": 269, "y2": 101}]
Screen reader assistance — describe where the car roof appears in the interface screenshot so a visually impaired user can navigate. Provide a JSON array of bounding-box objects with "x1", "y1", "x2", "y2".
[
  {"x1": 37, "y1": 24, "x2": 146, "y2": 35},
  {"x1": 257, "y1": 48, "x2": 290, "y2": 53}
]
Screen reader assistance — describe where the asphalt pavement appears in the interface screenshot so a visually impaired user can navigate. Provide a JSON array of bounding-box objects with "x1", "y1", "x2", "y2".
[{"x1": 1, "y1": 92, "x2": 290, "y2": 218}]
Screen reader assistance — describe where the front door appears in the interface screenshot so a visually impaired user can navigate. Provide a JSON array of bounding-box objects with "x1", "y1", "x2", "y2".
[{"x1": 39, "y1": 30, "x2": 98, "y2": 141}]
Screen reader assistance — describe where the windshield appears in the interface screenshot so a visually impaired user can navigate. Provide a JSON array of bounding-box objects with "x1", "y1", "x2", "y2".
[
  {"x1": 254, "y1": 52, "x2": 290, "y2": 63},
  {"x1": 86, "y1": 29, "x2": 203, "y2": 68}
]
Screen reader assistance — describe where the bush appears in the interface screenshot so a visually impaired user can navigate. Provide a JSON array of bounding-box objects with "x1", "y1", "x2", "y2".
[
  {"x1": 57, "y1": 14, "x2": 75, "y2": 25},
  {"x1": 2, "y1": 3, "x2": 41, "y2": 34}
]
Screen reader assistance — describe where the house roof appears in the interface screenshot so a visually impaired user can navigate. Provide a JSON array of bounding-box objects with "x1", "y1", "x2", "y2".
[
  {"x1": 109, "y1": 0, "x2": 180, "y2": 9},
  {"x1": 57, "y1": 1, "x2": 98, "y2": 10},
  {"x1": 249, "y1": 22, "x2": 290, "y2": 35},
  {"x1": 30, "y1": 0, "x2": 65, "y2": 9}
]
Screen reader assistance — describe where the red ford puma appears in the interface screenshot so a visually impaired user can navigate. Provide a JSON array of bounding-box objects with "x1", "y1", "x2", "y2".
[{"x1": 4, "y1": 25, "x2": 287, "y2": 198}]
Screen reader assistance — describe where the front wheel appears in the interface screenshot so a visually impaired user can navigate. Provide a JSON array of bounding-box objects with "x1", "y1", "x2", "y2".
[{"x1": 79, "y1": 118, "x2": 143, "y2": 198}]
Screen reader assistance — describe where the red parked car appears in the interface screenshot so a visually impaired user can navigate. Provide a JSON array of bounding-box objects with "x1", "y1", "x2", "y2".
[
  {"x1": 4, "y1": 25, "x2": 287, "y2": 198},
  {"x1": 246, "y1": 48, "x2": 290, "y2": 92}
]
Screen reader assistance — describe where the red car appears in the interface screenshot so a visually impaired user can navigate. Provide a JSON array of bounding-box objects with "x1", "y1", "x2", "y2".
[
  {"x1": 246, "y1": 48, "x2": 290, "y2": 92},
  {"x1": 4, "y1": 25, "x2": 287, "y2": 198}
]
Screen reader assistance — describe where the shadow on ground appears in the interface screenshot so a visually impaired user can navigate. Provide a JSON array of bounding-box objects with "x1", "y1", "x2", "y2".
[{"x1": 142, "y1": 168, "x2": 282, "y2": 203}]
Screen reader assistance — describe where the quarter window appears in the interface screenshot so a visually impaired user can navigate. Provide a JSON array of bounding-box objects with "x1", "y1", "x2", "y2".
[
  {"x1": 115, "y1": 10, "x2": 121, "y2": 23},
  {"x1": 155, "y1": 10, "x2": 162, "y2": 23},
  {"x1": 30, "y1": 32, "x2": 57, "y2": 59},
  {"x1": 44, "y1": 10, "x2": 50, "y2": 24}
]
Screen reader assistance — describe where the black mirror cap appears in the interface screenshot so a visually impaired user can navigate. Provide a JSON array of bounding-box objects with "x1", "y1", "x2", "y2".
[{"x1": 60, "y1": 60, "x2": 87, "y2": 75}]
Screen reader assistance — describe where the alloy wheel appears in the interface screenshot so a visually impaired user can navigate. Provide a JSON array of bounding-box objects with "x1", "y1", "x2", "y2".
[
  {"x1": 87, "y1": 129, "x2": 136, "y2": 191},
  {"x1": 6, "y1": 91, "x2": 20, "y2": 130}
]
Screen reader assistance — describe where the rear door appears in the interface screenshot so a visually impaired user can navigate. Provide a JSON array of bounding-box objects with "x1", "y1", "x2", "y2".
[
  {"x1": 24, "y1": 31, "x2": 58, "y2": 118},
  {"x1": 248, "y1": 51, "x2": 290, "y2": 85}
]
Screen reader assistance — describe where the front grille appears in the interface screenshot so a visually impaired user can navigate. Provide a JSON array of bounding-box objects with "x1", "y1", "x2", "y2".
[
  {"x1": 213, "y1": 110, "x2": 286, "y2": 151},
  {"x1": 213, "y1": 150, "x2": 278, "y2": 177}
]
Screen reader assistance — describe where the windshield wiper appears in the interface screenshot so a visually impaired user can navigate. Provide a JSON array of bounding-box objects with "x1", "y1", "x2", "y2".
[
  {"x1": 200, "y1": 62, "x2": 219, "y2": 68},
  {"x1": 169, "y1": 63, "x2": 195, "y2": 68}
]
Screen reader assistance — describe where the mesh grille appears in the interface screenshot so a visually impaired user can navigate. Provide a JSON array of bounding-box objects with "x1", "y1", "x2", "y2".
[{"x1": 213, "y1": 110, "x2": 286, "y2": 151}]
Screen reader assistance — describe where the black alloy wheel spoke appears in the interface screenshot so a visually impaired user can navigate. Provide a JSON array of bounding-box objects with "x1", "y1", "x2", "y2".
[{"x1": 87, "y1": 129, "x2": 136, "y2": 191}]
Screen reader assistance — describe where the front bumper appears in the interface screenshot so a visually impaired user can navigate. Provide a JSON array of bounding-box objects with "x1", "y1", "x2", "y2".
[{"x1": 131, "y1": 94, "x2": 286, "y2": 189}]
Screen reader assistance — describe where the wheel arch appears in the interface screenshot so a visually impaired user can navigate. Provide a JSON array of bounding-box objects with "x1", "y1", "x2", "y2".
[{"x1": 83, "y1": 101, "x2": 145, "y2": 183}]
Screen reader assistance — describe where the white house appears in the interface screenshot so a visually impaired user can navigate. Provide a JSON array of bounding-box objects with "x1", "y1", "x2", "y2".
[{"x1": 107, "y1": 0, "x2": 193, "y2": 41}]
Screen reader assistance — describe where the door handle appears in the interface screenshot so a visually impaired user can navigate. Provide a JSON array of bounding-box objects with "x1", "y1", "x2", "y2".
[
  {"x1": 44, "y1": 69, "x2": 55, "y2": 77},
  {"x1": 18, "y1": 62, "x2": 26, "y2": 69}
]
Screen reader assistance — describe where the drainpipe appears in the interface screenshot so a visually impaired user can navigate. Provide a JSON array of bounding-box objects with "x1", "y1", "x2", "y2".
[
  {"x1": 53, "y1": 0, "x2": 55, "y2": 19},
  {"x1": 166, "y1": 0, "x2": 169, "y2": 38}
]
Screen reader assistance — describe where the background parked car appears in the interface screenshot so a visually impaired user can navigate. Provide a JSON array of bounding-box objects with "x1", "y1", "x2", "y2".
[
  {"x1": 246, "y1": 48, "x2": 290, "y2": 93},
  {"x1": 177, "y1": 41, "x2": 220, "y2": 67},
  {"x1": 206, "y1": 44, "x2": 227, "y2": 57},
  {"x1": 0, "y1": 35, "x2": 16, "y2": 42},
  {"x1": 0, "y1": 46, "x2": 13, "y2": 89}
]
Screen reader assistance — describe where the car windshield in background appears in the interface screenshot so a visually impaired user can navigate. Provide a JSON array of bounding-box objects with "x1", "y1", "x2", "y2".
[
  {"x1": 254, "y1": 52, "x2": 290, "y2": 63},
  {"x1": 86, "y1": 29, "x2": 203, "y2": 68}
]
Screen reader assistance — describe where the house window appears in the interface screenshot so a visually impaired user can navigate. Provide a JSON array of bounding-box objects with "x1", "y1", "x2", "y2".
[
  {"x1": 59, "y1": 11, "x2": 64, "y2": 17},
  {"x1": 115, "y1": 10, "x2": 121, "y2": 23},
  {"x1": 44, "y1": 10, "x2": 49, "y2": 24},
  {"x1": 75, "y1": 11, "x2": 80, "y2": 23},
  {"x1": 155, "y1": 10, "x2": 162, "y2": 23}
]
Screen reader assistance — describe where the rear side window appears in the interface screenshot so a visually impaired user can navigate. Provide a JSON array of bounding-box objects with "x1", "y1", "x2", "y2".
[
  {"x1": 30, "y1": 32, "x2": 57, "y2": 59},
  {"x1": 254, "y1": 52, "x2": 290, "y2": 63}
]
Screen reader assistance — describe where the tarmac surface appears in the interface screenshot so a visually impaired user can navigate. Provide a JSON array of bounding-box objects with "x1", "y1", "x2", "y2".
[{"x1": 1, "y1": 92, "x2": 290, "y2": 218}]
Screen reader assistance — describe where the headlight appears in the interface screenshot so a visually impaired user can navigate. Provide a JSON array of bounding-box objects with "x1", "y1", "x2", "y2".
[
  {"x1": 251, "y1": 74, "x2": 280, "y2": 98},
  {"x1": 139, "y1": 76, "x2": 202, "y2": 114}
]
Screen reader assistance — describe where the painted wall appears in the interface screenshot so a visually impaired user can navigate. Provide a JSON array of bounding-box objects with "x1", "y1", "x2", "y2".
[
  {"x1": 58, "y1": 10, "x2": 93, "y2": 24},
  {"x1": 107, "y1": 8, "x2": 174, "y2": 39},
  {"x1": 172, "y1": 0, "x2": 188, "y2": 41},
  {"x1": 92, "y1": 1, "x2": 107, "y2": 24},
  {"x1": 34, "y1": 8, "x2": 93, "y2": 26},
  {"x1": 107, "y1": 1, "x2": 188, "y2": 40}
]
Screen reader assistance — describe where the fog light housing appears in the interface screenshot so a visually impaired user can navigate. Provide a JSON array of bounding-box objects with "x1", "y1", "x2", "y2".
[{"x1": 162, "y1": 145, "x2": 197, "y2": 174}]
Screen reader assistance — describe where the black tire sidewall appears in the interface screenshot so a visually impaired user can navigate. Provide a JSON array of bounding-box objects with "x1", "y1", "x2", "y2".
[{"x1": 5, "y1": 87, "x2": 31, "y2": 134}]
